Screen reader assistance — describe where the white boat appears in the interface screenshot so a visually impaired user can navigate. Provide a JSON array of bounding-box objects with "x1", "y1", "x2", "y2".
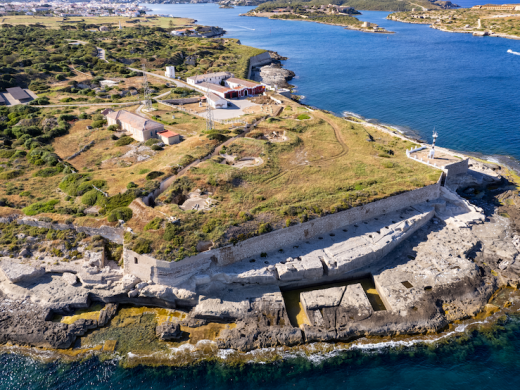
[{"x1": 508, "y1": 49, "x2": 520, "y2": 55}]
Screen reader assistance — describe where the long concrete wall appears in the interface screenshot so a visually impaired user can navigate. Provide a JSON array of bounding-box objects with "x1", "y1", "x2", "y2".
[{"x1": 124, "y1": 179, "x2": 442, "y2": 282}]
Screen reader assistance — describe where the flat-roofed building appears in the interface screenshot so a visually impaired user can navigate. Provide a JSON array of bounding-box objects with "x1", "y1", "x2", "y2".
[
  {"x1": 157, "y1": 130, "x2": 181, "y2": 145},
  {"x1": 186, "y1": 71, "x2": 233, "y2": 87},
  {"x1": 6, "y1": 87, "x2": 31, "y2": 103},
  {"x1": 105, "y1": 110, "x2": 164, "y2": 142},
  {"x1": 205, "y1": 92, "x2": 228, "y2": 109}
]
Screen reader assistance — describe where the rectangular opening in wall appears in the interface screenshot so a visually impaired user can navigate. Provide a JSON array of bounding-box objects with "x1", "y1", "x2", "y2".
[
  {"x1": 401, "y1": 281, "x2": 413, "y2": 289},
  {"x1": 134, "y1": 257, "x2": 138, "y2": 264}
]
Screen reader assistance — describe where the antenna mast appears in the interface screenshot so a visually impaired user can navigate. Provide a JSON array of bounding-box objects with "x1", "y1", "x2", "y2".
[
  {"x1": 206, "y1": 96, "x2": 214, "y2": 131},
  {"x1": 141, "y1": 62, "x2": 153, "y2": 112}
]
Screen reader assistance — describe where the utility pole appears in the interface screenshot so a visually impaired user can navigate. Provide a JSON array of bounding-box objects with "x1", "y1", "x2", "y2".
[
  {"x1": 206, "y1": 96, "x2": 214, "y2": 131},
  {"x1": 141, "y1": 62, "x2": 153, "y2": 112}
]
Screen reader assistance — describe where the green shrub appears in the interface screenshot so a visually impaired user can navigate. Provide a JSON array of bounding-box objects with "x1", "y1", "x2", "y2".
[
  {"x1": 0, "y1": 170, "x2": 22, "y2": 180},
  {"x1": 0, "y1": 150, "x2": 16, "y2": 158},
  {"x1": 59, "y1": 173, "x2": 90, "y2": 196},
  {"x1": 144, "y1": 217, "x2": 163, "y2": 231},
  {"x1": 126, "y1": 181, "x2": 138, "y2": 189},
  {"x1": 23, "y1": 199, "x2": 59, "y2": 216},
  {"x1": 100, "y1": 191, "x2": 135, "y2": 212},
  {"x1": 81, "y1": 189, "x2": 102, "y2": 206},
  {"x1": 144, "y1": 138, "x2": 161, "y2": 146},
  {"x1": 91, "y1": 119, "x2": 105, "y2": 129},
  {"x1": 138, "y1": 169, "x2": 150, "y2": 174},
  {"x1": 145, "y1": 171, "x2": 164, "y2": 181},
  {"x1": 202, "y1": 218, "x2": 220, "y2": 234},
  {"x1": 163, "y1": 223, "x2": 181, "y2": 241},
  {"x1": 107, "y1": 207, "x2": 133, "y2": 222},
  {"x1": 180, "y1": 154, "x2": 195, "y2": 167},
  {"x1": 10, "y1": 150, "x2": 27, "y2": 159},
  {"x1": 107, "y1": 124, "x2": 118, "y2": 131},
  {"x1": 257, "y1": 223, "x2": 271, "y2": 235},
  {"x1": 297, "y1": 114, "x2": 310, "y2": 120},
  {"x1": 33, "y1": 166, "x2": 63, "y2": 177},
  {"x1": 115, "y1": 136, "x2": 133, "y2": 146},
  {"x1": 151, "y1": 144, "x2": 163, "y2": 151},
  {"x1": 132, "y1": 237, "x2": 152, "y2": 254}
]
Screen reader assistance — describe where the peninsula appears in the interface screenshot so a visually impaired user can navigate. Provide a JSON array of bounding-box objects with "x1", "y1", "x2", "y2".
[
  {"x1": 0, "y1": 8, "x2": 520, "y2": 367},
  {"x1": 244, "y1": 4, "x2": 394, "y2": 33}
]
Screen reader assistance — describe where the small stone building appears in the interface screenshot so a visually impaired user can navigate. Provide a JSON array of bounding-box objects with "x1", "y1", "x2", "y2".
[
  {"x1": 105, "y1": 110, "x2": 164, "y2": 142},
  {"x1": 157, "y1": 130, "x2": 181, "y2": 145}
]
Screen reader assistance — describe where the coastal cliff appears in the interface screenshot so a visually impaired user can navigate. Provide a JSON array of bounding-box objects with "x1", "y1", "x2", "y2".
[{"x1": 1, "y1": 111, "x2": 520, "y2": 361}]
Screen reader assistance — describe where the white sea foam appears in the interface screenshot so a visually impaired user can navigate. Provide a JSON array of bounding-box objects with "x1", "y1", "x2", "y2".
[
  {"x1": 343, "y1": 111, "x2": 364, "y2": 119},
  {"x1": 508, "y1": 49, "x2": 520, "y2": 55}
]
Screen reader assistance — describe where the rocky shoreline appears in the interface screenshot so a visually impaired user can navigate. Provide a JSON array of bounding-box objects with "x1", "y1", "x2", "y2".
[
  {"x1": 244, "y1": 13, "x2": 395, "y2": 34},
  {"x1": 388, "y1": 15, "x2": 520, "y2": 41},
  {"x1": 1, "y1": 109, "x2": 520, "y2": 361}
]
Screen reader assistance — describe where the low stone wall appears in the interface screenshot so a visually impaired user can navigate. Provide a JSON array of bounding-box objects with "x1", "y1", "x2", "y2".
[
  {"x1": 124, "y1": 179, "x2": 442, "y2": 282},
  {"x1": 16, "y1": 218, "x2": 124, "y2": 244}
]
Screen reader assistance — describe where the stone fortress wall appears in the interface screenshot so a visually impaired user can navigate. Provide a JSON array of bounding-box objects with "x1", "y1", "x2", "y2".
[
  {"x1": 124, "y1": 176, "x2": 443, "y2": 283},
  {"x1": 11, "y1": 218, "x2": 125, "y2": 244}
]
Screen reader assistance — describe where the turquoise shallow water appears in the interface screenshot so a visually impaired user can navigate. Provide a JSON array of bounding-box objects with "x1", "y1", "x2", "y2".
[
  {"x1": 4, "y1": 315, "x2": 520, "y2": 389},
  {"x1": 147, "y1": 3, "x2": 520, "y2": 165}
]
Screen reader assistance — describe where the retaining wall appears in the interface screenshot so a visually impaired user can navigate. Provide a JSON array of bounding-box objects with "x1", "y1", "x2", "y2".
[
  {"x1": 247, "y1": 52, "x2": 272, "y2": 79},
  {"x1": 124, "y1": 178, "x2": 442, "y2": 282},
  {"x1": 445, "y1": 158, "x2": 469, "y2": 177},
  {"x1": 16, "y1": 218, "x2": 124, "y2": 244}
]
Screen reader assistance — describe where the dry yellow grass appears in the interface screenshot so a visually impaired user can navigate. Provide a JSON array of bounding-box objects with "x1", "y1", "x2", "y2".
[{"x1": 0, "y1": 15, "x2": 194, "y2": 29}]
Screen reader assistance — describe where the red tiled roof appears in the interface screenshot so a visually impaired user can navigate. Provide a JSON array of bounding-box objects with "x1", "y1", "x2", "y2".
[{"x1": 157, "y1": 130, "x2": 179, "y2": 138}]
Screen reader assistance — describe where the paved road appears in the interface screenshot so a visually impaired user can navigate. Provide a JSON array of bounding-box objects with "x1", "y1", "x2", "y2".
[
  {"x1": 32, "y1": 101, "x2": 141, "y2": 108},
  {"x1": 128, "y1": 67, "x2": 198, "y2": 91}
]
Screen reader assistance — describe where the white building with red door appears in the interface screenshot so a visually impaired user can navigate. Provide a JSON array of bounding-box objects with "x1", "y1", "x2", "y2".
[{"x1": 186, "y1": 72, "x2": 265, "y2": 106}]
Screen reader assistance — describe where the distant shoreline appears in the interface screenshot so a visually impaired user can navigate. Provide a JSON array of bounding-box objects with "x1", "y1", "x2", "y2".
[{"x1": 243, "y1": 12, "x2": 395, "y2": 34}]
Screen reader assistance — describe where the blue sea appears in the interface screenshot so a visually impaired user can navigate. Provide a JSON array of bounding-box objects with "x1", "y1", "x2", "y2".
[
  {"x1": 148, "y1": 3, "x2": 520, "y2": 167},
  {"x1": 6, "y1": 3, "x2": 520, "y2": 388}
]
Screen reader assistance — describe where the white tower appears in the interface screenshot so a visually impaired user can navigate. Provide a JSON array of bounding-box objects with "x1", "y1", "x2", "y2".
[
  {"x1": 428, "y1": 130, "x2": 438, "y2": 160},
  {"x1": 165, "y1": 66, "x2": 176, "y2": 79}
]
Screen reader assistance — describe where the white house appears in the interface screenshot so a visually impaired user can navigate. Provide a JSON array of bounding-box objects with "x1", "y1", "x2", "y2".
[
  {"x1": 105, "y1": 110, "x2": 164, "y2": 142},
  {"x1": 205, "y1": 92, "x2": 228, "y2": 109},
  {"x1": 186, "y1": 72, "x2": 233, "y2": 87}
]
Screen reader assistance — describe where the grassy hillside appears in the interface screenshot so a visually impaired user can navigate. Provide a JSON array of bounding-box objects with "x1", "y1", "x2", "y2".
[
  {"x1": 389, "y1": 9, "x2": 520, "y2": 38},
  {"x1": 253, "y1": 0, "x2": 451, "y2": 12}
]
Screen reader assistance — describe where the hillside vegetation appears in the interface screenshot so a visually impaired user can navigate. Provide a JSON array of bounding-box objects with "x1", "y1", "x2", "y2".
[
  {"x1": 389, "y1": 9, "x2": 520, "y2": 38},
  {"x1": 253, "y1": 0, "x2": 454, "y2": 12}
]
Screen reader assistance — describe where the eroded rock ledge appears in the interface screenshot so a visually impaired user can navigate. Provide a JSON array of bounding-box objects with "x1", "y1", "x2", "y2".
[{"x1": 1, "y1": 165, "x2": 519, "y2": 353}]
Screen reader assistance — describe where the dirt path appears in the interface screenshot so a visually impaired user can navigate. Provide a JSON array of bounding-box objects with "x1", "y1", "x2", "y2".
[{"x1": 263, "y1": 112, "x2": 348, "y2": 185}]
